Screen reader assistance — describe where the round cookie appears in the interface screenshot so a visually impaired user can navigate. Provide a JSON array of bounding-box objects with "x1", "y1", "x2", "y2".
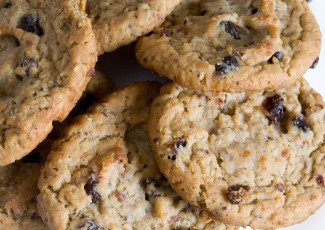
[
  {"x1": 85, "y1": 0, "x2": 181, "y2": 54},
  {"x1": 147, "y1": 80, "x2": 325, "y2": 228},
  {"x1": 0, "y1": 161, "x2": 47, "y2": 229},
  {"x1": 136, "y1": 0, "x2": 321, "y2": 91},
  {"x1": 5, "y1": 71, "x2": 115, "y2": 230},
  {"x1": 37, "y1": 82, "x2": 236, "y2": 230},
  {"x1": 0, "y1": 0, "x2": 97, "y2": 165}
]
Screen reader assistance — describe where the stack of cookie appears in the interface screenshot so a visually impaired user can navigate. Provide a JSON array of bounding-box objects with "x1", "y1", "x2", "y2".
[
  {"x1": 0, "y1": 0, "x2": 324, "y2": 229},
  {"x1": 136, "y1": 0, "x2": 325, "y2": 229}
]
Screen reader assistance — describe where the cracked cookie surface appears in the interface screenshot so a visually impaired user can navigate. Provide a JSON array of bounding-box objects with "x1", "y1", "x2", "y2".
[
  {"x1": 0, "y1": 0, "x2": 97, "y2": 165},
  {"x1": 147, "y1": 79, "x2": 325, "y2": 228},
  {"x1": 86, "y1": 0, "x2": 181, "y2": 54},
  {"x1": 136, "y1": 0, "x2": 321, "y2": 91},
  {"x1": 37, "y1": 82, "x2": 236, "y2": 230}
]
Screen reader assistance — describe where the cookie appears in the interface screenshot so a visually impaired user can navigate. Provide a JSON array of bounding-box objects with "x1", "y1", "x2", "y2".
[
  {"x1": 147, "y1": 80, "x2": 325, "y2": 228},
  {"x1": 85, "y1": 0, "x2": 181, "y2": 54},
  {"x1": 0, "y1": 0, "x2": 97, "y2": 166},
  {"x1": 136, "y1": 0, "x2": 321, "y2": 92},
  {"x1": 0, "y1": 161, "x2": 47, "y2": 229},
  {"x1": 29, "y1": 69, "x2": 115, "y2": 163},
  {"x1": 0, "y1": 71, "x2": 114, "y2": 228},
  {"x1": 84, "y1": 69, "x2": 115, "y2": 101},
  {"x1": 37, "y1": 82, "x2": 236, "y2": 230}
]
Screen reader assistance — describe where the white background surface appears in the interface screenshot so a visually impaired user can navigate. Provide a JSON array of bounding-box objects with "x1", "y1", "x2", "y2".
[{"x1": 98, "y1": 1, "x2": 325, "y2": 229}]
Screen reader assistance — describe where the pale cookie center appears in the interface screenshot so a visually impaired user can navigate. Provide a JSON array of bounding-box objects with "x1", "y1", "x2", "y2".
[{"x1": 202, "y1": 0, "x2": 281, "y2": 66}]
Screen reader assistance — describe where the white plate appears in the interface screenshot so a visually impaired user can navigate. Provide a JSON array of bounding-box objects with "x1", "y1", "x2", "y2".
[{"x1": 98, "y1": 1, "x2": 325, "y2": 229}]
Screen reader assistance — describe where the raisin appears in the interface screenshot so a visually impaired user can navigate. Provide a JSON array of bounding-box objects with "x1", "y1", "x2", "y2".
[
  {"x1": 3, "y1": 1, "x2": 12, "y2": 8},
  {"x1": 215, "y1": 56, "x2": 240, "y2": 76},
  {"x1": 226, "y1": 185, "x2": 249, "y2": 204},
  {"x1": 220, "y1": 21, "x2": 241, "y2": 40},
  {"x1": 306, "y1": 0, "x2": 312, "y2": 2},
  {"x1": 251, "y1": 7, "x2": 258, "y2": 14},
  {"x1": 20, "y1": 58, "x2": 36, "y2": 77},
  {"x1": 263, "y1": 95, "x2": 286, "y2": 124},
  {"x1": 199, "y1": 9, "x2": 207, "y2": 16},
  {"x1": 268, "y1": 51, "x2": 283, "y2": 64},
  {"x1": 161, "y1": 28, "x2": 173, "y2": 37},
  {"x1": 316, "y1": 175, "x2": 324, "y2": 186},
  {"x1": 80, "y1": 221, "x2": 102, "y2": 230},
  {"x1": 18, "y1": 14, "x2": 43, "y2": 36},
  {"x1": 293, "y1": 115, "x2": 310, "y2": 133},
  {"x1": 84, "y1": 173, "x2": 100, "y2": 204},
  {"x1": 168, "y1": 136, "x2": 187, "y2": 160},
  {"x1": 310, "y1": 57, "x2": 319, "y2": 69},
  {"x1": 275, "y1": 183, "x2": 286, "y2": 193}
]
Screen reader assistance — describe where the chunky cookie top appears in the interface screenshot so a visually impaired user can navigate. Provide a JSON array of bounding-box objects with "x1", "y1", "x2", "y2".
[
  {"x1": 37, "y1": 82, "x2": 237, "y2": 230},
  {"x1": 86, "y1": 0, "x2": 181, "y2": 54},
  {"x1": 148, "y1": 80, "x2": 325, "y2": 228},
  {"x1": 136, "y1": 0, "x2": 321, "y2": 91},
  {"x1": 0, "y1": 0, "x2": 97, "y2": 165},
  {"x1": 0, "y1": 162, "x2": 47, "y2": 229}
]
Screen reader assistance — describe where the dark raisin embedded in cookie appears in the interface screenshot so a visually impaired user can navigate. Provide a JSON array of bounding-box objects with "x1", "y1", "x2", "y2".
[
  {"x1": 20, "y1": 58, "x2": 36, "y2": 77},
  {"x1": 310, "y1": 57, "x2": 319, "y2": 69},
  {"x1": 18, "y1": 14, "x2": 44, "y2": 36},
  {"x1": 251, "y1": 7, "x2": 258, "y2": 15},
  {"x1": 293, "y1": 115, "x2": 310, "y2": 133},
  {"x1": 199, "y1": 9, "x2": 207, "y2": 16},
  {"x1": 306, "y1": 0, "x2": 312, "y2": 3},
  {"x1": 168, "y1": 136, "x2": 187, "y2": 160},
  {"x1": 80, "y1": 221, "x2": 103, "y2": 230},
  {"x1": 263, "y1": 95, "x2": 286, "y2": 124},
  {"x1": 161, "y1": 28, "x2": 173, "y2": 37},
  {"x1": 84, "y1": 173, "x2": 100, "y2": 204},
  {"x1": 2, "y1": 1, "x2": 12, "y2": 8},
  {"x1": 215, "y1": 56, "x2": 240, "y2": 76},
  {"x1": 268, "y1": 51, "x2": 283, "y2": 64},
  {"x1": 226, "y1": 185, "x2": 249, "y2": 204},
  {"x1": 220, "y1": 21, "x2": 241, "y2": 40},
  {"x1": 316, "y1": 175, "x2": 324, "y2": 186}
]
